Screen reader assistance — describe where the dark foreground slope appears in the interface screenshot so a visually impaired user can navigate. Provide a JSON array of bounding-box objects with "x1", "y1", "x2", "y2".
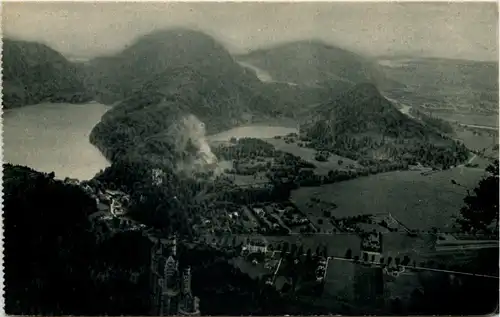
[
  {"x1": 238, "y1": 40, "x2": 404, "y2": 90},
  {"x1": 3, "y1": 164, "x2": 153, "y2": 315},
  {"x1": 3, "y1": 164, "x2": 96, "y2": 315},
  {"x1": 302, "y1": 83, "x2": 469, "y2": 167},
  {"x1": 2, "y1": 39, "x2": 90, "y2": 108},
  {"x1": 89, "y1": 29, "x2": 282, "y2": 165}
]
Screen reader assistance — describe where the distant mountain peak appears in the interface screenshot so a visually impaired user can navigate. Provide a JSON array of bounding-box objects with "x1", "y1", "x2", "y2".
[{"x1": 239, "y1": 39, "x2": 404, "y2": 90}]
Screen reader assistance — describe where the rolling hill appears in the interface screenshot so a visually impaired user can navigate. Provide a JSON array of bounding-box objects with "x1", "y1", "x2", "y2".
[
  {"x1": 89, "y1": 29, "x2": 282, "y2": 167},
  {"x1": 83, "y1": 28, "x2": 265, "y2": 105},
  {"x1": 238, "y1": 40, "x2": 405, "y2": 90},
  {"x1": 2, "y1": 39, "x2": 91, "y2": 108},
  {"x1": 302, "y1": 83, "x2": 469, "y2": 168}
]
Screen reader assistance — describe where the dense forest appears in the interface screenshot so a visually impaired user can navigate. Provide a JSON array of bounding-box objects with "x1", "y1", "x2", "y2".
[
  {"x1": 3, "y1": 164, "x2": 151, "y2": 315},
  {"x1": 408, "y1": 107, "x2": 454, "y2": 134},
  {"x1": 303, "y1": 83, "x2": 469, "y2": 168},
  {"x1": 2, "y1": 39, "x2": 91, "y2": 108},
  {"x1": 456, "y1": 159, "x2": 499, "y2": 236}
]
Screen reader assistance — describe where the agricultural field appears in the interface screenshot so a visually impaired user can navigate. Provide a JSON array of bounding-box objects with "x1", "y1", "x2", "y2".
[
  {"x1": 437, "y1": 112, "x2": 499, "y2": 128},
  {"x1": 291, "y1": 169, "x2": 486, "y2": 232},
  {"x1": 323, "y1": 257, "x2": 357, "y2": 300},
  {"x1": 467, "y1": 155, "x2": 495, "y2": 169},
  {"x1": 454, "y1": 129, "x2": 498, "y2": 153}
]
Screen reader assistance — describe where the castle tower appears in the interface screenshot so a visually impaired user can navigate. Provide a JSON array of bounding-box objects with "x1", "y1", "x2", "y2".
[
  {"x1": 182, "y1": 267, "x2": 192, "y2": 294},
  {"x1": 172, "y1": 234, "x2": 177, "y2": 257},
  {"x1": 164, "y1": 256, "x2": 178, "y2": 289},
  {"x1": 178, "y1": 266, "x2": 200, "y2": 316},
  {"x1": 149, "y1": 233, "x2": 183, "y2": 316}
]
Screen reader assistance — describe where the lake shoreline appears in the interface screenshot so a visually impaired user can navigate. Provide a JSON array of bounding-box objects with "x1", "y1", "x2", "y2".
[{"x1": 3, "y1": 102, "x2": 112, "y2": 181}]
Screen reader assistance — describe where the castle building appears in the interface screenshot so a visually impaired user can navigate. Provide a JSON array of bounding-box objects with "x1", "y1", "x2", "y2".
[{"x1": 148, "y1": 234, "x2": 201, "y2": 316}]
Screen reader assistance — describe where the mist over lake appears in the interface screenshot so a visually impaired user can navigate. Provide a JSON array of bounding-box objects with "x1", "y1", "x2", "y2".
[{"x1": 3, "y1": 102, "x2": 111, "y2": 180}]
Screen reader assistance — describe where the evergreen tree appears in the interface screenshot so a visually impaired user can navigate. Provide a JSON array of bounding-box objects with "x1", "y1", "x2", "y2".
[{"x1": 456, "y1": 160, "x2": 499, "y2": 235}]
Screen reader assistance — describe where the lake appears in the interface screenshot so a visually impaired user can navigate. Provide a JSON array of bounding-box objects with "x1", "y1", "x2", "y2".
[
  {"x1": 3, "y1": 102, "x2": 111, "y2": 181},
  {"x1": 208, "y1": 125, "x2": 298, "y2": 142}
]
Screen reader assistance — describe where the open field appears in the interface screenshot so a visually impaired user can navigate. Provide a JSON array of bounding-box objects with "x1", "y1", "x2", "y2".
[
  {"x1": 436, "y1": 112, "x2": 498, "y2": 128},
  {"x1": 264, "y1": 137, "x2": 359, "y2": 175},
  {"x1": 454, "y1": 129, "x2": 498, "y2": 152},
  {"x1": 229, "y1": 256, "x2": 269, "y2": 280},
  {"x1": 291, "y1": 169, "x2": 486, "y2": 232},
  {"x1": 467, "y1": 155, "x2": 495, "y2": 169}
]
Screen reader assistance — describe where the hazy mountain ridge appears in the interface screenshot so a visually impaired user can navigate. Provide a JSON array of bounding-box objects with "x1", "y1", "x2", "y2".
[
  {"x1": 83, "y1": 28, "x2": 263, "y2": 104},
  {"x1": 238, "y1": 40, "x2": 405, "y2": 90},
  {"x1": 1, "y1": 30, "x2": 487, "y2": 170},
  {"x1": 2, "y1": 39, "x2": 91, "y2": 108}
]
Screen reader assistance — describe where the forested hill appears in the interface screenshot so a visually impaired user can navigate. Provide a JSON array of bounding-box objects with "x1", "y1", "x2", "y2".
[
  {"x1": 88, "y1": 29, "x2": 282, "y2": 165},
  {"x1": 2, "y1": 39, "x2": 91, "y2": 108},
  {"x1": 237, "y1": 40, "x2": 404, "y2": 90},
  {"x1": 83, "y1": 28, "x2": 267, "y2": 106},
  {"x1": 302, "y1": 83, "x2": 469, "y2": 168}
]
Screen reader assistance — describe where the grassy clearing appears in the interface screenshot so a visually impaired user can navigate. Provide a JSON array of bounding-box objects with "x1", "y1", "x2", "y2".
[
  {"x1": 454, "y1": 129, "x2": 498, "y2": 152},
  {"x1": 264, "y1": 138, "x2": 358, "y2": 175},
  {"x1": 291, "y1": 169, "x2": 485, "y2": 232},
  {"x1": 323, "y1": 258, "x2": 356, "y2": 297},
  {"x1": 436, "y1": 112, "x2": 498, "y2": 127},
  {"x1": 230, "y1": 256, "x2": 269, "y2": 279},
  {"x1": 469, "y1": 155, "x2": 494, "y2": 169}
]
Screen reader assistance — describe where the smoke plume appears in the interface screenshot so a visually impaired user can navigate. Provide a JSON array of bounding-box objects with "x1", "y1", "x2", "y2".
[{"x1": 167, "y1": 114, "x2": 223, "y2": 177}]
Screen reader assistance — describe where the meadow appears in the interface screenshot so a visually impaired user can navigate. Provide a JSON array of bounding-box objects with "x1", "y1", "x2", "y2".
[
  {"x1": 291, "y1": 168, "x2": 486, "y2": 232},
  {"x1": 264, "y1": 138, "x2": 359, "y2": 175},
  {"x1": 454, "y1": 129, "x2": 498, "y2": 152},
  {"x1": 436, "y1": 112, "x2": 498, "y2": 128}
]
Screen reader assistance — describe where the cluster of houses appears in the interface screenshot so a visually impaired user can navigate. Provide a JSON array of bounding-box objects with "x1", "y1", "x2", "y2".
[
  {"x1": 86, "y1": 187, "x2": 145, "y2": 241},
  {"x1": 273, "y1": 203, "x2": 310, "y2": 227},
  {"x1": 251, "y1": 207, "x2": 283, "y2": 231},
  {"x1": 362, "y1": 232, "x2": 383, "y2": 253},
  {"x1": 242, "y1": 238, "x2": 268, "y2": 255}
]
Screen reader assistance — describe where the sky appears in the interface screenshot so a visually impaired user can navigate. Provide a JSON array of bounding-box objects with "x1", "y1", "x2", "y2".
[{"x1": 2, "y1": 2, "x2": 499, "y2": 61}]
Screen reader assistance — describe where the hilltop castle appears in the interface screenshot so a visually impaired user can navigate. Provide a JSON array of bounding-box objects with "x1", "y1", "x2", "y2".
[{"x1": 147, "y1": 234, "x2": 200, "y2": 316}]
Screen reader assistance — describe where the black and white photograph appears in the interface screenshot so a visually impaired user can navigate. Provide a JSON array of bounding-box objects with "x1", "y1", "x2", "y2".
[{"x1": 1, "y1": 1, "x2": 499, "y2": 316}]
